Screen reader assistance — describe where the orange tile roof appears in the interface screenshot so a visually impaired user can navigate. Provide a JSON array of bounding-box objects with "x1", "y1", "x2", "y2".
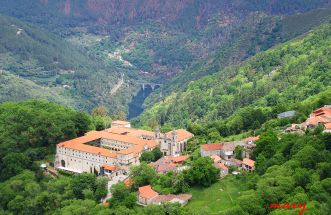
[
  {"x1": 210, "y1": 155, "x2": 221, "y2": 163},
  {"x1": 215, "y1": 163, "x2": 228, "y2": 171},
  {"x1": 312, "y1": 106, "x2": 331, "y2": 117},
  {"x1": 166, "y1": 129, "x2": 194, "y2": 142},
  {"x1": 105, "y1": 127, "x2": 155, "y2": 137},
  {"x1": 138, "y1": 185, "x2": 158, "y2": 199},
  {"x1": 99, "y1": 131, "x2": 157, "y2": 146},
  {"x1": 58, "y1": 130, "x2": 157, "y2": 157},
  {"x1": 58, "y1": 135, "x2": 116, "y2": 158},
  {"x1": 243, "y1": 136, "x2": 260, "y2": 142},
  {"x1": 117, "y1": 144, "x2": 145, "y2": 155},
  {"x1": 102, "y1": 165, "x2": 119, "y2": 171},
  {"x1": 172, "y1": 155, "x2": 189, "y2": 163},
  {"x1": 306, "y1": 116, "x2": 331, "y2": 125},
  {"x1": 325, "y1": 123, "x2": 331, "y2": 130},
  {"x1": 242, "y1": 158, "x2": 255, "y2": 167},
  {"x1": 201, "y1": 143, "x2": 224, "y2": 151}
]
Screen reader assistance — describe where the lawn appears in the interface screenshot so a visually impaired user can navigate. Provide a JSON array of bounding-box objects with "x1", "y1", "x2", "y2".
[{"x1": 186, "y1": 175, "x2": 246, "y2": 214}]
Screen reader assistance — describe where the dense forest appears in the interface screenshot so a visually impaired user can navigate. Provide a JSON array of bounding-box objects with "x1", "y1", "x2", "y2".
[
  {"x1": 134, "y1": 21, "x2": 331, "y2": 138},
  {"x1": 0, "y1": 101, "x2": 330, "y2": 214}
]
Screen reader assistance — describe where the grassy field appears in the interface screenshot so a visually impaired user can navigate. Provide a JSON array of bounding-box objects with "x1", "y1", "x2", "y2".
[{"x1": 186, "y1": 175, "x2": 247, "y2": 214}]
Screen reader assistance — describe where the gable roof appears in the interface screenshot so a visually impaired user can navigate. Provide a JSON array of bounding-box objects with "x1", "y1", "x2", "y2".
[
  {"x1": 201, "y1": 143, "x2": 224, "y2": 151},
  {"x1": 210, "y1": 155, "x2": 221, "y2": 163},
  {"x1": 172, "y1": 155, "x2": 189, "y2": 163},
  {"x1": 325, "y1": 122, "x2": 331, "y2": 130},
  {"x1": 138, "y1": 185, "x2": 158, "y2": 199},
  {"x1": 105, "y1": 127, "x2": 155, "y2": 138},
  {"x1": 242, "y1": 158, "x2": 255, "y2": 167},
  {"x1": 243, "y1": 136, "x2": 260, "y2": 142},
  {"x1": 58, "y1": 129, "x2": 158, "y2": 158},
  {"x1": 102, "y1": 165, "x2": 119, "y2": 171},
  {"x1": 166, "y1": 129, "x2": 194, "y2": 141},
  {"x1": 215, "y1": 162, "x2": 228, "y2": 171},
  {"x1": 306, "y1": 116, "x2": 331, "y2": 125},
  {"x1": 311, "y1": 106, "x2": 331, "y2": 117}
]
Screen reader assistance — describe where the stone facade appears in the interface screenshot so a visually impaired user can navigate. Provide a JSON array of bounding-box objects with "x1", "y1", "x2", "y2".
[{"x1": 55, "y1": 124, "x2": 193, "y2": 175}]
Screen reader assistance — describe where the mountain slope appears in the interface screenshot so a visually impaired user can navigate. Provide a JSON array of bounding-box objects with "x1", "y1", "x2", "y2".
[
  {"x1": 0, "y1": 15, "x2": 139, "y2": 114},
  {"x1": 0, "y1": 70, "x2": 74, "y2": 106},
  {"x1": 143, "y1": 7, "x2": 331, "y2": 105},
  {"x1": 1, "y1": 0, "x2": 330, "y2": 31},
  {"x1": 134, "y1": 21, "x2": 331, "y2": 132}
]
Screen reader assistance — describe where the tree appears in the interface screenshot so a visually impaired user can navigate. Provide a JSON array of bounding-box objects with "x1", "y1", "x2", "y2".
[
  {"x1": 130, "y1": 163, "x2": 157, "y2": 189},
  {"x1": 152, "y1": 147, "x2": 163, "y2": 161},
  {"x1": 109, "y1": 183, "x2": 136, "y2": 208},
  {"x1": 219, "y1": 205, "x2": 249, "y2": 215},
  {"x1": 184, "y1": 157, "x2": 219, "y2": 187},
  {"x1": 237, "y1": 191, "x2": 265, "y2": 215},
  {"x1": 71, "y1": 173, "x2": 96, "y2": 199},
  {"x1": 0, "y1": 152, "x2": 31, "y2": 181},
  {"x1": 91, "y1": 106, "x2": 109, "y2": 117},
  {"x1": 94, "y1": 177, "x2": 108, "y2": 201},
  {"x1": 252, "y1": 130, "x2": 278, "y2": 159},
  {"x1": 139, "y1": 151, "x2": 155, "y2": 163},
  {"x1": 234, "y1": 145, "x2": 244, "y2": 160},
  {"x1": 172, "y1": 172, "x2": 189, "y2": 194}
]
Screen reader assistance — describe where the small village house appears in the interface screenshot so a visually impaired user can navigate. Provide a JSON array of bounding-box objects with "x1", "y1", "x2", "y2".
[
  {"x1": 214, "y1": 162, "x2": 229, "y2": 177},
  {"x1": 200, "y1": 142, "x2": 223, "y2": 157},
  {"x1": 138, "y1": 185, "x2": 159, "y2": 206},
  {"x1": 137, "y1": 185, "x2": 192, "y2": 206},
  {"x1": 150, "y1": 155, "x2": 189, "y2": 174},
  {"x1": 242, "y1": 158, "x2": 255, "y2": 172},
  {"x1": 324, "y1": 123, "x2": 331, "y2": 133}
]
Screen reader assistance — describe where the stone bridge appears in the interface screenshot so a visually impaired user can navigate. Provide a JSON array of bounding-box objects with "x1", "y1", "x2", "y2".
[{"x1": 141, "y1": 83, "x2": 163, "y2": 91}]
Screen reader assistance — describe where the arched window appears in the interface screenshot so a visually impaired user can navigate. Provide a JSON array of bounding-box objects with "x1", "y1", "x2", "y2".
[{"x1": 61, "y1": 160, "x2": 65, "y2": 167}]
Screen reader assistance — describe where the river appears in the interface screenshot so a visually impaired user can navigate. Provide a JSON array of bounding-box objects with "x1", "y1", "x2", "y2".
[{"x1": 128, "y1": 85, "x2": 153, "y2": 119}]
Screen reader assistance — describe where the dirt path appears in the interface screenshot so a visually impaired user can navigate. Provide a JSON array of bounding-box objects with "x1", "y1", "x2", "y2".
[{"x1": 110, "y1": 74, "x2": 124, "y2": 96}]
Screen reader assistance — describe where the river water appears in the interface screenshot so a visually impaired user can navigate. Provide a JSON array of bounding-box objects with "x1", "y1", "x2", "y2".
[{"x1": 128, "y1": 85, "x2": 153, "y2": 119}]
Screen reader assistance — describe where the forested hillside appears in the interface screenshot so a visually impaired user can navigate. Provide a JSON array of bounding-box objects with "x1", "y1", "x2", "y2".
[
  {"x1": 1, "y1": 2, "x2": 331, "y2": 119},
  {"x1": 134, "y1": 21, "x2": 331, "y2": 135},
  {"x1": 0, "y1": 15, "x2": 139, "y2": 114},
  {"x1": 144, "y1": 7, "x2": 331, "y2": 104}
]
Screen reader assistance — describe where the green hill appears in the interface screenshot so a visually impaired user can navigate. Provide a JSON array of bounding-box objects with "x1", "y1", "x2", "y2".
[
  {"x1": 0, "y1": 70, "x2": 75, "y2": 106},
  {"x1": 134, "y1": 21, "x2": 331, "y2": 134},
  {"x1": 0, "y1": 15, "x2": 139, "y2": 114}
]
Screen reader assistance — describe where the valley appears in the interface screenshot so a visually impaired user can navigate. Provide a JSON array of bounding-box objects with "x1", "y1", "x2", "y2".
[{"x1": 0, "y1": 1, "x2": 331, "y2": 215}]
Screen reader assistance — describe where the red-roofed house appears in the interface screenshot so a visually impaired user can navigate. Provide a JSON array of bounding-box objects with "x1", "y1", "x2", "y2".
[
  {"x1": 214, "y1": 162, "x2": 229, "y2": 177},
  {"x1": 138, "y1": 185, "x2": 159, "y2": 205},
  {"x1": 242, "y1": 158, "x2": 255, "y2": 172},
  {"x1": 200, "y1": 143, "x2": 224, "y2": 157},
  {"x1": 243, "y1": 136, "x2": 260, "y2": 144},
  {"x1": 210, "y1": 155, "x2": 222, "y2": 163},
  {"x1": 305, "y1": 105, "x2": 331, "y2": 129},
  {"x1": 324, "y1": 123, "x2": 331, "y2": 133},
  {"x1": 138, "y1": 185, "x2": 192, "y2": 206},
  {"x1": 150, "y1": 155, "x2": 190, "y2": 174}
]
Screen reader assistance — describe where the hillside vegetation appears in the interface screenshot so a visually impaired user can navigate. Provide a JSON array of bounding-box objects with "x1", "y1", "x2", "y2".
[
  {"x1": 134, "y1": 21, "x2": 331, "y2": 135},
  {"x1": 0, "y1": 15, "x2": 141, "y2": 114}
]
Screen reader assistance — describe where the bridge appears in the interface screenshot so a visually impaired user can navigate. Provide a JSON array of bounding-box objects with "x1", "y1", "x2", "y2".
[{"x1": 141, "y1": 83, "x2": 163, "y2": 91}]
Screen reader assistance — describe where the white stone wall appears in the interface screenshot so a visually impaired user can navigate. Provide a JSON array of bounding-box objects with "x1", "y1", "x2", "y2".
[
  {"x1": 56, "y1": 146, "x2": 116, "y2": 174},
  {"x1": 100, "y1": 139, "x2": 135, "y2": 151},
  {"x1": 200, "y1": 149, "x2": 221, "y2": 157}
]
